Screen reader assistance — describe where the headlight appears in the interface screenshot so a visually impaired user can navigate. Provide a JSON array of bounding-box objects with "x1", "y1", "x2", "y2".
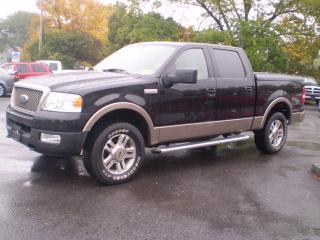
[{"x1": 43, "y1": 92, "x2": 83, "y2": 112}]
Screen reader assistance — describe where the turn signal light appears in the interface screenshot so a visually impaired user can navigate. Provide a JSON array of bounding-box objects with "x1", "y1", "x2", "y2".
[
  {"x1": 301, "y1": 87, "x2": 306, "y2": 105},
  {"x1": 73, "y1": 96, "x2": 83, "y2": 108}
]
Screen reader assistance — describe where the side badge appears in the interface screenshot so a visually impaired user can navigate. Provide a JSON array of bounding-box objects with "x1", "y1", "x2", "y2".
[{"x1": 144, "y1": 89, "x2": 159, "y2": 95}]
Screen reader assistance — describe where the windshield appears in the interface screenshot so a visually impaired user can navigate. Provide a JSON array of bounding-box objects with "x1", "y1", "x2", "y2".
[
  {"x1": 0, "y1": 68, "x2": 8, "y2": 74},
  {"x1": 304, "y1": 77, "x2": 318, "y2": 85},
  {"x1": 95, "y1": 43, "x2": 177, "y2": 75}
]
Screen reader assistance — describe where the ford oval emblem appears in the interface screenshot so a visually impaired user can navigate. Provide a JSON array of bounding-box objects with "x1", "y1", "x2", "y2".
[{"x1": 20, "y1": 95, "x2": 29, "y2": 103}]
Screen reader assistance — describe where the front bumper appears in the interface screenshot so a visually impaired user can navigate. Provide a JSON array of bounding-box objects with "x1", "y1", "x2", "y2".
[
  {"x1": 6, "y1": 107, "x2": 88, "y2": 156},
  {"x1": 5, "y1": 86, "x2": 13, "y2": 94},
  {"x1": 291, "y1": 111, "x2": 305, "y2": 124}
]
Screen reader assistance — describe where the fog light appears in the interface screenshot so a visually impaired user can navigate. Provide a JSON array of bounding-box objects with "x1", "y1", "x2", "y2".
[{"x1": 40, "y1": 133, "x2": 61, "y2": 144}]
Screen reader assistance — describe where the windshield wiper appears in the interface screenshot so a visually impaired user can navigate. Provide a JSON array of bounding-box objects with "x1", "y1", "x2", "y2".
[{"x1": 102, "y1": 68, "x2": 129, "y2": 74}]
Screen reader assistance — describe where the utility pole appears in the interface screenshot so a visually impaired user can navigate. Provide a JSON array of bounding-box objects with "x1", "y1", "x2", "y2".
[{"x1": 39, "y1": 0, "x2": 44, "y2": 53}]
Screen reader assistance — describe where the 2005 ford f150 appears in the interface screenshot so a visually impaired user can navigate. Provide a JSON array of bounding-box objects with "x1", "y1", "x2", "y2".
[{"x1": 6, "y1": 42, "x2": 305, "y2": 184}]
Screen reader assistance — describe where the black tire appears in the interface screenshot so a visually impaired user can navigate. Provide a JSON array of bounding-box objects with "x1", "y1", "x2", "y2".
[
  {"x1": 83, "y1": 122, "x2": 145, "y2": 185},
  {"x1": 83, "y1": 151, "x2": 94, "y2": 176},
  {"x1": 0, "y1": 84, "x2": 6, "y2": 97},
  {"x1": 254, "y1": 112, "x2": 288, "y2": 154},
  {"x1": 316, "y1": 99, "x2": 320, "y2": 107}
]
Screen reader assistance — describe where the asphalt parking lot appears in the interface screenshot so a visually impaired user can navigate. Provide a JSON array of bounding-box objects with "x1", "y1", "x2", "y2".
[{"x1": 0, "y1": 97, "x2": 319, "y2": 240}]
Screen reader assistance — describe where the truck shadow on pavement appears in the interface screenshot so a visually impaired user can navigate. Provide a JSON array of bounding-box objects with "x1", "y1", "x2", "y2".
[{"x1": 25, "y1": 142, "x2": 263, "y2": 187}]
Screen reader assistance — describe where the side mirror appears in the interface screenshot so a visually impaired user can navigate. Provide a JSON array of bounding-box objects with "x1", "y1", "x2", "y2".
[{"x1": 163, "y1": 69, "x2": 197, "y2": 87}]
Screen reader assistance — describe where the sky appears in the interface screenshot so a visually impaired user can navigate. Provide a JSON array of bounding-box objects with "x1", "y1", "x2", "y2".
[{"x1": 0, "y1": 0, "x2": 210, "y2": 29}]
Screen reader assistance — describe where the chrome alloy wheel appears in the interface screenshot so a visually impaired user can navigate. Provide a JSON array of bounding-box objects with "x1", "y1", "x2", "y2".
[
  {"x1": 0, "y1": 85, "x2": 4, "y2": 97},
  {"x1": 268, "y1": 120, "x2": 284, "y2": 147},
  {"x1": 101, "y1": 133, "x2": 137, "y2": 175}
]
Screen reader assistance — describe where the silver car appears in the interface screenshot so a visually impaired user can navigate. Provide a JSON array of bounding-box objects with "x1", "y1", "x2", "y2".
[{"x1": 0, "y1": 68, "x2": 16, "y2": 97}]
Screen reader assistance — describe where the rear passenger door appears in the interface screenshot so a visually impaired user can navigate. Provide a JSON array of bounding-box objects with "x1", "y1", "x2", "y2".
[
  {"x1": 16, "y1": 63, "x2": 31, "y2": 79},
  {"x1": 210, "y1": 48, "x2": 255, "y2": 121},
  {"x1": 31, "y1": 64, "x2": 48, "y2": 76}
]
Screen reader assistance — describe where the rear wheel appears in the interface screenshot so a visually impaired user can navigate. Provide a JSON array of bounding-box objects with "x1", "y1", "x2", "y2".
[
  {"x1": 0, "y1": 84, "x2": 5, "y2": 97},
  {"x1": 83, "y1": 122, "x2": 145, "y2": 184},
  {"x1": 254, "y1": 112, "x2": 287, "y2": 154}
]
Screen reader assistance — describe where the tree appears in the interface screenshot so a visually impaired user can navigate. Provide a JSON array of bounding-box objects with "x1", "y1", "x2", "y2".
[
  {"x1": 0, "y1": 12, "x2": 35, "y2": 51},
  {"x1": 193, "y1": 29, "x2": 232, "y2": 45},
  {"x1": 26, "y1": 31, "x2": 104, "y2": 68},
  {"x1": 37, "y1": 0, "x2": 111, "y2": 44},
  {"x1": 134, "y1": 0, "x2": 319, "y2": 77},
  {"x1": 236, "y1": 20, "x2": 288, "y2": 72},
  {"x1": 106, "y1": 4, "x2": 183, "y2": 53}
]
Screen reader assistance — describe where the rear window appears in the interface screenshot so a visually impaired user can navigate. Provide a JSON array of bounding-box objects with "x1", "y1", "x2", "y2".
[
  {"x1": 31, "y1": 64, "x2": 46, "y2": 72},
  {"x1": 212, "y1": 49, "x2": 246, "y2": 78},
  {"x1": 48, "y1": 63, "x2": 58, "y2": 71},
  {"x1": 17, "y1": 64, "x2": 30, "y2": 73},
  {"x1": 304, "y1": 77, "x2": 318, "y2": 85}
]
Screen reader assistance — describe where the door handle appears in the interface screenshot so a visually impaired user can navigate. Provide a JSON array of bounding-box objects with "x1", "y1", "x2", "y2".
[
  {"x1": 206, "y1": 88, "x2": 216, "y2": 97},
  {"x1": 245, "y1": 86, "x2": 253, "y2": 95}
]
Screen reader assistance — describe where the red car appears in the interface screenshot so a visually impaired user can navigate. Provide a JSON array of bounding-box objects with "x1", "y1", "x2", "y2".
[{"x1": 0, "y1": 62, "x2": 52, "y2": 80}]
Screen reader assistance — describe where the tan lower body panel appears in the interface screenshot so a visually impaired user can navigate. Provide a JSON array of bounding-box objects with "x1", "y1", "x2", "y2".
[
  {"x1": 251, "y1": 116, "x2": 264, "y2": 130},
  {"x1": 155, "y1": 118, "x2": 253, "y2": 143}
]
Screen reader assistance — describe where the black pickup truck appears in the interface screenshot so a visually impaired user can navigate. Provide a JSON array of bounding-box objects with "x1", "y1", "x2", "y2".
[{"x1": 6, "y1": 42, "x2": 305, "y2": 184}]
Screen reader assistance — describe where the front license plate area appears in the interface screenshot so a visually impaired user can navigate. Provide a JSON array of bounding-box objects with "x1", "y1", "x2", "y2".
[{"x1": 10, "y1": 125, "x2": 21, "y2": 141}]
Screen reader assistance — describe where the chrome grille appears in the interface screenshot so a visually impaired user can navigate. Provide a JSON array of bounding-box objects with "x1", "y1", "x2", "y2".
[
  {"x1": 305, "y1": 86, "x2": 320, "y2": 96},
  {"x1": 12, "y1": 87, "x2": 43, "y2": 113},
  {"x1": 314, "y1": 87, "x2": 320, "y2": 95}
]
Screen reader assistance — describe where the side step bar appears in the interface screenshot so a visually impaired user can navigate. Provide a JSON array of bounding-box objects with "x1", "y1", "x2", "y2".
[{"x1": 151, "y1": 135, "x2": 250, "y2": 154}]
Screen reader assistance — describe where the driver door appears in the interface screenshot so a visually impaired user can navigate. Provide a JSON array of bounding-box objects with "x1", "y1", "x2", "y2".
[{"x1": 158, "y1": 47, "x2": 217, "y2": 143}]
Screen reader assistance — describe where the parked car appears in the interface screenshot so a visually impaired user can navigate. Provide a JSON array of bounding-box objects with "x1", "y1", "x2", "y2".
[
  {"x1": 0, "y1": 62, "x2": 52, "y2": 80},
  {"x1": 6, "y1": 42, "x2": 305, "y2": 185},
  {"x1": 36, "y1": 60, "x2": 84, "y2": 74},
  {"x1": 36, "y1": 60, "x2": 62, "y2": 73},
  {"x1": 303, "y1": 77, "x2": 320, "y2": 105},
  {"x1": 0, "y1": 68, "x2": 17, "y2": 97}
]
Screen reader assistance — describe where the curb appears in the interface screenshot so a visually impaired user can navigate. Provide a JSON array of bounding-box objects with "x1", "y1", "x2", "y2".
[{"x1": 311, "y1": 163, "x2": 320, "y2": 177}]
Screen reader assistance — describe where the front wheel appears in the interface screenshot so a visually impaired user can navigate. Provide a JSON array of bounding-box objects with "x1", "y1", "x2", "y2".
[
  {"x1": 254, "y1": 112, "x2": 288, "y2": 154},
  {"x1": 83, "y1": 122, "x2": 145, "y2": 185},
  {"x1": 0, "y1": 84, "x2": 6, "y2": 97}
]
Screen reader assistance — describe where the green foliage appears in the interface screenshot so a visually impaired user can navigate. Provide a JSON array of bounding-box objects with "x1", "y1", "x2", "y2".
[
  {"x1": 236, "y1": 21, "x2": 288, "y2": 72},
  {"x1": 0, "y1": 11, "x2": 34, "y2": 51},
  {"x1": 107, "y1": 4, "x2": 182, "y2": 53},
  {"x1": 1, "y1": 0, "x2": 319, "y2": 78},
  {"x1": 136, "y1": 0, "x2": 320, "y2": 78},
  {"x1": 193, "y1": 29, "x2": 233, "y2": 45},
  {"x1": 26, "y1": 31, "x2": 105, "y2": 68}
]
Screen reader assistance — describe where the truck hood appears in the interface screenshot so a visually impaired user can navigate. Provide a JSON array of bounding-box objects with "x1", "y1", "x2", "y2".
[{"x1": 17, "y1": 71, "x2": 141, "y2": 93}]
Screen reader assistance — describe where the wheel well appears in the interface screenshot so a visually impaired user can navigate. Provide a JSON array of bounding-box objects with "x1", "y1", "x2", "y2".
[
  {"x1": 84, "y1": 109, "x2": 150, "y2": 148},
  {"x1": 268, "y1": 102, "x2": 291, "y2": 122}
]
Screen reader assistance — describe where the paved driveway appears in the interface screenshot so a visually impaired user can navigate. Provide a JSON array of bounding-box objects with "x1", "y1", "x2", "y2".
[{"x1": 0, "y1": 97, "x2": 319, "y2": 240}]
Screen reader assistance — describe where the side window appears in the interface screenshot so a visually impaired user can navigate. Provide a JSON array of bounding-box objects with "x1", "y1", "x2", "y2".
[
  {"x1": 212, "y1": 49, "x2": 245, "y2": 78},
  {"x1": 174, "y1": 49, "x2": 208, "y2": 79},
  {"x1": 1, "y1": 64, "x2": 14, "y2": 72},
  {"x1": 32, "y1": 64, "x2": 46, "y2": 72},
  {"x1": 49, "y1": 63, "x2": 58, "y2": 71},
  {"x1": 16, "y1": 64, "x2": 30, "y2": 73}
]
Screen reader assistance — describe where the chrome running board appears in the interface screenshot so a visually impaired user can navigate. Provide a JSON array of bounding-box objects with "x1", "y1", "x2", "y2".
[{"x1": 151, "y1": 135, "x2": 250, "y2": 154}]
